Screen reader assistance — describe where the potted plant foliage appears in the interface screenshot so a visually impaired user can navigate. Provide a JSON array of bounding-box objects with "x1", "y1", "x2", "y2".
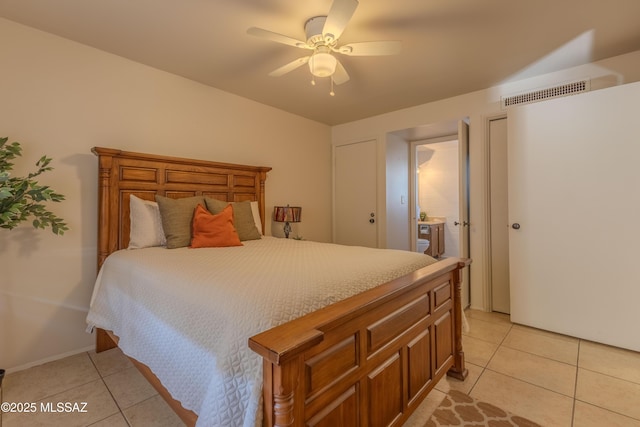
[{"x1": 0, "y1": 137, "x2": 68, "y2": 234}]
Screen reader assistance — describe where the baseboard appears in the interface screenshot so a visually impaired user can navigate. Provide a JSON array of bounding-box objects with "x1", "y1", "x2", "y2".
[{"x1": 5, "y1": 345, "x2": 95, "y2": 374}]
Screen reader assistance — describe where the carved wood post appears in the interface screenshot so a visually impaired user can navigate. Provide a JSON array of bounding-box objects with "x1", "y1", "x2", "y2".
[
  {"x1": 269, "y1": 356, "x2": 302, "y2": 427},
  {"x1": 93, "y1": 148, "x2": 118, "y2": 353},
  {"x1": 259, "y1": 170, "x2": 268, "y2": 234},
  {"x1": 447, "y1": 261, "x2": 468, "y2": 380},
  {"x1": 96, "y1": 154, "x2": 112, "y2": 271}
]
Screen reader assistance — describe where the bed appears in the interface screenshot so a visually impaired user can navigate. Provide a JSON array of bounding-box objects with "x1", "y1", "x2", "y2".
[{"x1": 88, "y1": 147, "x2": 469, "y2": 427}]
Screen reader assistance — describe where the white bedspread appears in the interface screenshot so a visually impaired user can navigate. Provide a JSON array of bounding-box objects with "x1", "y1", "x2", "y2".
[{"x1": 86, "y1": 237, "x2": 437, "y2": 427}]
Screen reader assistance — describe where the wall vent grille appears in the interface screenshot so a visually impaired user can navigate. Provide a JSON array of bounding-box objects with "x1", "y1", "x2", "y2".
[{"x1": 501, "y1": 80, "x2": 590, "y2": 109}]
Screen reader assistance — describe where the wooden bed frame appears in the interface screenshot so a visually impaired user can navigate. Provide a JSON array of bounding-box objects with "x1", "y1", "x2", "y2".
[{"x1": 92, "y1": 147, "x2": 469, "y2": 427}]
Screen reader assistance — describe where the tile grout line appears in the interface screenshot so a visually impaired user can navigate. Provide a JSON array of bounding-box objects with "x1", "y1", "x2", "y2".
[
  {"x1": 576, "y1": 364, "x2": 640, "y2": 386},
  {"x1": 467, "y1": 321, "x2": 513, "y2": 396},
  {"x1": 482, "y1": 327, "x2": 580, "y2": 401},
  {"x1": 3, "y1": 352, "x2": 122, "y2": 427},
  {"x1": 497, "y1": 343, "x2": 579, "y2": 369},
  {"x1": 86, "y1": 351, "x2": 132, "y2": 427},
  {"x1": 497, "y1": 325, "x2": 581, "y2": 369},
  {"x1": 473, "y1": 321, "x2": 577, "y2": 427},
  {"x1": 463, "y1": 320, "x2": 513, "y2": 347},
  {"x1": 4, "y1": 359, "x2": 105, "y2": 408},
  {"x1": 463, "y1": 311, "x2": 640, "y2": 426},
  {"x1": 569, "y1": 339, "x2": 582, "y2": 427},
  {"x1": 572, "y1": 398, "x2": 640, "y2": 423},
  {"x1": 572, "y1": 341, "x2": 640, "y2": 425},
  {"x1": 476, "y1": 313, "x2": 640, "y2": 426},
  {"x1": 481, "y1": 363, "x2": 578, "y2": 400}
]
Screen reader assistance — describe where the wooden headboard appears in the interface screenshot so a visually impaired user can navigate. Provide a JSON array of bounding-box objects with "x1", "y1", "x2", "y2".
[{"x1": 93, "y1": 147, "x2": 271, "y2": 269}]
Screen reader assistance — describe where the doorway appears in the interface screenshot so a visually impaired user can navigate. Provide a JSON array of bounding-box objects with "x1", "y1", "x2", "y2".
[
  {"x1": 415, "y1": 138, "x2": 460, "y2": 258},
  {"x1": 407, "y1": 119, "x2": 470, "y2": 307}
]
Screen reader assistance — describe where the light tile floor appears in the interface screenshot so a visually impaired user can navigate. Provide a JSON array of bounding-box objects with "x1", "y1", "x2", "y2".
[
  {"x1": 405, "y1": 310, "x2": 640, "y2": 427},
  {"x1": 2, "y1": 310, "x2": 639, "y2": 426}
]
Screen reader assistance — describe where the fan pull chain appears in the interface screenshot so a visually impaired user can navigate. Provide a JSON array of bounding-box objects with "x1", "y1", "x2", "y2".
[{"x1": 311, "y1": 75, "x2": 336, "y2": 96}]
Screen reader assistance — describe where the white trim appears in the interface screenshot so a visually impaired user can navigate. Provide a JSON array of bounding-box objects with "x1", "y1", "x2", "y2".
[
  {"x1": 5, "y1": 345, "x2": 96, "y2": 374},
  {"x1": 483, "y1": 113, "x2": 507, "y2": 312}
]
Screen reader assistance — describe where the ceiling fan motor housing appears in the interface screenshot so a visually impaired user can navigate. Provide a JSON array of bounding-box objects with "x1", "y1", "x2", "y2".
[{"x1": 305, "y1": 16, "x2": 332, "y2": 46}]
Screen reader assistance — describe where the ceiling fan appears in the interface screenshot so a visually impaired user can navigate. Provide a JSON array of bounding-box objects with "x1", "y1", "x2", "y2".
[{"x1": 247, "y1": 0, "x2": 401, "y2": 95}]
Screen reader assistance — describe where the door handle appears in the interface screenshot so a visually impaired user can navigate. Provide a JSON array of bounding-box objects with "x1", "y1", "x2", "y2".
[
  {"x1": 369, "y1": 212, "x2": 375, "y2": 223},
  {"x1": 512, "y1": 223, "x2": 521, "y2": 230},
  {"x1": 369, "y1": 218, "x2": 375, "y2": 224}
]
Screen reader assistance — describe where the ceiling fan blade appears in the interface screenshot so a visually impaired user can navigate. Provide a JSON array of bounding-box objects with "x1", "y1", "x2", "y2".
[
  {"x1": 322, "y1": 0, "x2": 359, "y2": 43},
  {"x1": 332, "y1": 60, "x2": 350, "y2": 85},
  {"x1": 337, "y1": 41, "x2": 402, "y2": 56},
  {"x1": 247, "y1": 27, "x2": 310, "y2": 49},
  {"x1": 268, "y1": 56, "x2": 311, "y2": 77}
]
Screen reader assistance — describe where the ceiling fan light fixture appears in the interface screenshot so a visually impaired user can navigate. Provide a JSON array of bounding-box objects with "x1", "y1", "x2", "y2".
[
  {"x1": 249, "y1": 0, "x2": 400, "y2": 88},
  {"x1": 309, "y1": 51, "x2": 337, "y2": 77}
]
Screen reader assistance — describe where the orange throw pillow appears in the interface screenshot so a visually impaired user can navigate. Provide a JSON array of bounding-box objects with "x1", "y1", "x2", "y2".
[{"x1": 190, "y1": 204, "x2": 243, "y2": 248}]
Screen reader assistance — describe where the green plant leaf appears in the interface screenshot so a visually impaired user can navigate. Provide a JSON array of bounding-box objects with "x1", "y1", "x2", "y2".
[{"x1": 0, "y1": 138, "x2": 68, "y2": 235}]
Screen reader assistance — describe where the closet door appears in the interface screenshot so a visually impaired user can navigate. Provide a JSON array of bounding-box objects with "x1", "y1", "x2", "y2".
[
  {"x1": 489, "y1": 117, "x2": 510, "y2": 314},
  {"x1": 334, "y1": 139, "x2": 378, "y2": 247},
  {"x1": 508, "y1": 82, "x2": 640, "y2": 351}
]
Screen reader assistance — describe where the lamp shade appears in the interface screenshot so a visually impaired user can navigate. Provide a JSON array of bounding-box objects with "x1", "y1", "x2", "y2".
[
  {"x1": 309, "y1": 51, "x2": 337, "y2": 78},
  {"x1": 274, "y1": 205, "x2": 302, "y2": 223}
]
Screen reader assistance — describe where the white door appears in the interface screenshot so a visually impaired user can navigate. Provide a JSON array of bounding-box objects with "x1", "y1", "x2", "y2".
[
  {"x1": 457, "y1": 121, "x2": 471, "y2": 308},
  {"x1": 508, "y1": 82, "x2": 640, "y2": 351},
  {"x1": 489, "y1": 117, "x2": 510, "y2": 313},
  {"x1": 334, "y1": 140, "x2": 377, "y2": 247}
]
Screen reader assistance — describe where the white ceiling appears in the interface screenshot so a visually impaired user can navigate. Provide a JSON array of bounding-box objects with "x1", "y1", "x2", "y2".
[{"x1": 2, "y1": 0, "x2": 640, "y2": 125}]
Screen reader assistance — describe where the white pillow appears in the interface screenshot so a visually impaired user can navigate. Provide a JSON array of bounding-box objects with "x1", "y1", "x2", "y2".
[
  {"x1": 250, "y1": 201, "x2": 263, "y2": 235},
  {"x1": 129, "y1": 195, "x2": 167, "y2": 249}
]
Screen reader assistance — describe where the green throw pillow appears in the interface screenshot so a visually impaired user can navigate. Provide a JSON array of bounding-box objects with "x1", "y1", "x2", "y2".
[
  {"x1": 204, "y1": 198, "x2": 261, "y2": 241},
  {"x1": 155, "y1": 195, "x2": 204, "y2": 248}
]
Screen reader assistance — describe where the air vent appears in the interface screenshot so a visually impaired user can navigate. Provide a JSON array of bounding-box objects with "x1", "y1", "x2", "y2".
[{"x1": 501, "y1": 80, "x2": 590, "y2": 109}]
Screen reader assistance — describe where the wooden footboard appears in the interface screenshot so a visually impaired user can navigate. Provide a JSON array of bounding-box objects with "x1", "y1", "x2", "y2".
[{"x1": 249, "y1": 257, "x2": 469, "y2": 427}]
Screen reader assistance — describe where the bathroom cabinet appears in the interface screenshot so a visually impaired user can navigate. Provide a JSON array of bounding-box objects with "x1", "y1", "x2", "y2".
[
  {"x1": 418, "y1": 220, "x2": 445, "y2": 258},
  {"x1": 427, "y1": 222, "x2": 445, "y2": 257}
]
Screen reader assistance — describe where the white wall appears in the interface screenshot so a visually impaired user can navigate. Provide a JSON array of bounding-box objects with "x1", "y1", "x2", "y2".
[
  {"x1": 0, "y1": 19, "x2": 332, "y2": 371},
  {"x1": 385, "y1": 134, "x2": 410, "y2": 250},
  {"x1": 333, "y1": 49, "x2": 640, "y2": 311}
]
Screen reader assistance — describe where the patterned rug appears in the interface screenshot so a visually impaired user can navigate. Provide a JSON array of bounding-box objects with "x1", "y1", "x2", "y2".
[{"x1": 425, "y1": 390, "x2": 542, "y2": 427}]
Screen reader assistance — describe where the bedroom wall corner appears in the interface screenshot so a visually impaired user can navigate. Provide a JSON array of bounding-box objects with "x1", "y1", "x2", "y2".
[
  {"x1": 331, "y1": 49, "x2": 640, "y2": 313},
  {"x1": 0, "y1": 18, "x2": 332, "y2": 371}
]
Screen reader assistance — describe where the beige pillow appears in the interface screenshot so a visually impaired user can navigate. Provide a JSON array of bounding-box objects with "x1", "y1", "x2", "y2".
[
  {"x1": 204, "y1": 198, "x2": 261, "y2": 241},
  {"x1": 250, "y1": 201, "x2": 263, "y2": 235},
  {"x1": 155, "y1": 195, "x2": 204, "y2": 248},
  {"x1": 128, "y1": 195, "x2": 166, "y2": 249}
]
